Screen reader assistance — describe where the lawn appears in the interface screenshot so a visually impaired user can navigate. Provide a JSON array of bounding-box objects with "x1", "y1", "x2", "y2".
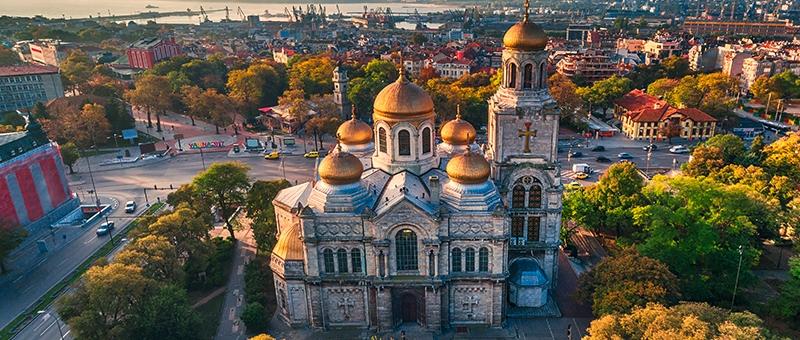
[{"x1": 195, "y1": 292, "x2": 226, "y2": 340}]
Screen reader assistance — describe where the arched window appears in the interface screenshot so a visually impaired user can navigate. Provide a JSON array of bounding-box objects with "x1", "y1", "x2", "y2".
[
  {"x1": 508, "y1": 63, "x2": 517, "y2": 88},
  {"x1": 512, "y1": 185, "x2": 526, "y2": 208},
  {"x1": 523, "y1": 63, "x2": 533, "y2": 89},
  {"x1": 351, "y1": 249, "x2": 362, "y2": 273},
  {"x1": 527, "y1": 216, "x2": 541, "y2": 242},
  {"x1": 421, "y1": 127, "x2": 431, "y2": 154},
  {"x1": 398, "y1": 130, "x2": 411, "y2": 156},
  {"x1": 452, "y1": 248, "x2": 462, "y2": 272},
  {"x1": 323, "y1": 249, "x2": 335, "y2": 273},
  {"x1": 465, "y1": 248, "x2": 475, "y2": 272},
  {"x1": 479, "y1": 247, "x2": 489, "y2": 272},
  {"x1": 337, "y1": 249, "x2": 349, "y2": 273},
  {"x1": 395, "y1": 229, "x2": 418, "y2": 271},
  {"x1": 512, "y1": 216, "x2": 525, "y2": 238},
  {"x1": 528, "y1": 184, "x2": 542, "y2": 208},
  {"x1": 539, "y1": 62, "x2": 547, "y2": 89},
  {"x1": 378, "y1": 127, "x2": 387, "y2": 153}
]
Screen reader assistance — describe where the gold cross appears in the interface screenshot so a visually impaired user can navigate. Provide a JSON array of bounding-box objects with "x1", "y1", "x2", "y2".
[{"x1": 518, "y1": 121, "x2": 536, "y2": 153}]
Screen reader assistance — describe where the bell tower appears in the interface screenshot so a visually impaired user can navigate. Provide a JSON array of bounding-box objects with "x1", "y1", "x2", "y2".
[
  {"x1": 332, "y1": 65, "x2": 350, "y2": 118},
  {"x1": 486, "y1": 0, "x2": 563, "y2": 304}
]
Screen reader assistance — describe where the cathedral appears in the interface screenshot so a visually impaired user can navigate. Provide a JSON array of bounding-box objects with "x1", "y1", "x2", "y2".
[{"x1": 269, "y1": 4, "x2": 563, "y2": 331}]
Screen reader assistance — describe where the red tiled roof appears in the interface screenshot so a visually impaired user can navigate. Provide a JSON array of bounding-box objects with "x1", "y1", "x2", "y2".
[
  {"x1": 0, "y1": 64, "x2": 58, "y2": 77},
  {"x1": 673, "y1": 107, "x2": 717, "y2": 122},
  {"x1": 619, "y1": 89, "x2": 717, "y2": 123},
  {"x1": 615, "y1": 89, "x2": 665, "y2": 112}
]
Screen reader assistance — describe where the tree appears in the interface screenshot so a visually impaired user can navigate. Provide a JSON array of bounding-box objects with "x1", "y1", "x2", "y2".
[
  {"x1": 0, "y1": 227, "x2": 26, "y2": 274},
  {"x1": 576, "y1": 75, "x2": 632, "y2": 115},
  {"x1": 125, "y1": 284, "x2": 201, "y2": 340},
  {"x1": 241, "y1": 302, "x2": 266, "y2": 331},
  {"x1": 192, "y1": 162, "x2": 251, "y2": 239},
  {"x1": 58, "y1": 103, "x2": 111, "y2": 148},
  {"x1": 31, "y1": 102, "x2": 48, "y2": 119},
  {"x1": 548, "y1": 73, "x2": 585, "y2": 127},
  {"x1": 564, "y1": 161, "x2": 644, "y2": 238},
  {"x1": 704, "y1": 134, "x2": 746, "y2": 164},
  {"x1": 227, "y1": 62, "x2": 286, "y2": 114},
  {"x1": 0, "y1": 46, "x2": 20, "y2": 66},
  {"x1": 166, "y1": 183, "x2": 213, "y2": 223},
  {"x1": 60, "y1": 51, "x2": 95, "y2": 94},
  {"x1": 770, "y1": 256, "x2": 800, "y2": 322},
  {"x1": 410, "y1": 32, "x2": 428, "y2": 45},
  {"x1": 634, "y1": 175, "x2": 761, "y2": 301},
  {"x1": 646, "y1": 78, "x2": 679, "y2": 98},
  {"x1": 658, "y1": 119, "x2": 682, "y2": 144},
  {"x1": 146, "y1": 206, "x2": 211, "y2": 263},
  {"x1": 584, "y1": 302, "x2": 775, "y2": 340},
  {"x1": 58, "y1": 263, "x2": 155, "y2": 340},
  {"x1": 660, "y1": 55, "x2": 690, "y2": 79},
  {"x1": 60, "y1": 142, "x2": 80, "y2": 174},
  {"x1": 246, "y1": 180, "x2": 291, "y2": 253},
  {"x1": 762, "y1": 132, "x2": 800, "y2": 186},
  {"x1": 115, "y1": 235, "x2": 183, "y2": 282},
  {"x1": 103, "y1": 99, "x2": 134, "y2": 132},
  {"x1": 289, "y1": 56, "x2": 335, "y2": 96},
  {"x1": 124, "y1": 74, "x2": 173, "y2": 131},
  {"x1": 202, "y1": 89, "x2": 235, "y2": 134},
  {"x1": 250, "y1": 334, "x2": 276, "y2": 340},
  {"x1": 278, "y1": 88, "x2": 310, "y2": 122},
  {"x1": 180, "y1": 85, "x2": 204, "y2": 126},
  {"x1": 577, "y1": 250, "x2": 680, "y2": 316}
]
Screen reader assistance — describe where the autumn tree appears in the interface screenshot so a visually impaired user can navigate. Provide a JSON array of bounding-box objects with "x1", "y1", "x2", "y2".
[
  {"x1": 146, "y1": 206, "x2": 211, "y2": 263},
  {"x1": 124, "y1": 284, "x2": 202, "y2": 340},
  {"x1": 646, "y1": 78, "x2": 679, "y2": 98},
  {"x1": 577, "y1": 250, "x2": 680, "y2": 316},
  {"x1": 0, "y1": 226, "x2": 26, "y2": 274},
  {"x1": 125, "y1": 74, "x2": 173, "y2": 131},
  {"x1": 548, "y1": 73, "x2": 585, "y2": 128},
  {"x1": 60, "y1": 50, "x2": 95, "y2": 94},
  {"x1": 660, "y1": 55, "x2": 690, "y2": 79},
  {"x1": 56, "y1": 103, "x2": 112, "y2": 147},
  {"x1": 289, "y1": 55, "x2": 335, "y2": 96},
  {"x1": 192, "y1": 162, "x2": 251, "y2": 239},
  {"x1": 180, "y1": 85, "x2": 205, "y2": 125},
  {"x1": 584, "y1": 302, "x2": 775, "y2": 340},
  {"x1": 278, "y1": 88, "x2": 310, "y2": 122},
  {"x1": 115, "y1": 235, "x2": 183, "y2": 282},
  {"x1": 226, "y1": 62, "x2": 286, "y2": 114},
  {"x1": 60, "y1": 142, "x2": 80, "y2": 174},
  {"x1": 0, "y1": 46, "x2": 20, "y2": 66},
  {"x1": 246, "y1": 180, "x2": 291, "y2": 253}
]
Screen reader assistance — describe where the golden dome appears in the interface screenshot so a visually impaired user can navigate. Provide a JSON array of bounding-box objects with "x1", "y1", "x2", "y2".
[
  {"x1": 318, "y1": 146, "x2": 363, "y2": 185},
  {"x1": 337, "y1": 111, "x2": 373, "y2": 145},
  {"x1": 446, "y1": 150, "x2": 491, "y2": 184},
  {"x1": 373, "y1": 71, "x2": 434, "y2": 122},
  {"x1": 440, "y1": 107, "x2": 476, "y2": 146},
  {"x1": 273, "y1": 225, "x2": 304, "y2": 261},
  {"x1": 503, "y1": 21, "x2": 548, "y2": 51}
]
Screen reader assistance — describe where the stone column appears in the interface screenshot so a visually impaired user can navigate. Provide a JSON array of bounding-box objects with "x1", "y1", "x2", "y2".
[
  {"x1": 309, "y1": 284, "x2": 324, "y2": 328},
  {"x1": 543, "y1": 248, "x2": 557, "y2": 287},
  {"x1": 425, "y1": 287, "x2": 442, "y2": 331},
  {"x1": 492, "y1": 282, "x2": 504, "y2": 327},
  {"x1": 376, "y1": 287, "x2": 393, "y2": 331}
]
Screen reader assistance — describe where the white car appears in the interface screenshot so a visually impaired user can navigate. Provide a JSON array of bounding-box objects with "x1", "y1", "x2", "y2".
[
  {"x1": 124, "y1": 201, "x2": 136, "y2": 213},
  {"x1": 669, "y1": 145, "x2": 690, "y2": 154}
]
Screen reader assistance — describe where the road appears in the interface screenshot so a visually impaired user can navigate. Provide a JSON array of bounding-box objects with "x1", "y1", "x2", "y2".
[{"x1": 6, "y1": 136, "x2": 693, "y2": 339}]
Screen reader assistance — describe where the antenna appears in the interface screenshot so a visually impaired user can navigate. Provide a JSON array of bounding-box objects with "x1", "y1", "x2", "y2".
[{"x1": 523, "y1": 0, "x2": 530, "y2": 23}]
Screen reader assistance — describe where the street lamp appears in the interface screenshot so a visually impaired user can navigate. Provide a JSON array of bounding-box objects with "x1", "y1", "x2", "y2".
[
  {"x1": 731, "y1": 245, "x2": 744, "y2": 310},
  {"x1": 37, "y1": 310, "x2": 65, "y2": 340},
  {"x1": 199, "y1": 147, "x2": 206, "y2": 170},
  {"x1": 83, "y1": 146, "x2": 113, "y2": 246}
]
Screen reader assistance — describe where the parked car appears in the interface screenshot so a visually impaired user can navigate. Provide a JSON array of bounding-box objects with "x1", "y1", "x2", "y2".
[
  {"x1": 643, "y1": 144, "x2": 658, "y2": 152},
  {"x1": 304, "y1": 151, "x2": 320, "y2": 158},
  {"x1": 124, "y1": 201, "x2": 136, "y2": 213},
  {"x1": 618, "y1": 152, "x2": 634, "y2": 159},
  {"x1": 96, "y1": 221, "x2": 115, "y2": 236},
  {"x1": 572, "y1": 163, "x2": 591, "y2": 174},
  {"x1": 264, "y1": 151, "x2": 280, "y2": 160},
  {"x1": 669, "y1": 145, "x2": 690, "y2": 154},
  {"x1": 568, "y1": 151, "x2": 583, "y2": 158},
  {"x1": 575, "y1": 172, "x2": 589, "y2": 180},
  {"x1": 591, "y1": 145, "x2": 605, "y2": 152},
  {"x1": 565, "y1": 181, "x2": 583, "y2": 190},
  {"x1": 596, "y1": 156, "x2": 612, "y2": 163}
]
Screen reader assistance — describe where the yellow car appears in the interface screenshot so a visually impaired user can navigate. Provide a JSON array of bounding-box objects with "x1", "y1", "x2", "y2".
[
  {"x1": 264, "y1": 151, "x2": 280, "y2": 160},
  {"x1": 565, "y1": 181, "x2": 582, "y2": 190},
  {"x1": 575, "y1": 172, "x2": 589, "y2": 180},
  {"x1": 304, "y1": 151, "x2": 320, "y2": 158}
]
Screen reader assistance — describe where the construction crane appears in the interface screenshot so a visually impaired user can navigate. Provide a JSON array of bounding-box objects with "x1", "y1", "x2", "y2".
[
  {"x1": 237, "y1": 6, "x2": 246, "y2": 22},
  {"x1": 224, "y1": 6, "x2": 230, "y2": 21},
  {"x1": 199, "y1": 6, "x2": 209, "y2": 23},
  {"x1": 285, "y1": 7, "x2": 294, "y2": 22}
]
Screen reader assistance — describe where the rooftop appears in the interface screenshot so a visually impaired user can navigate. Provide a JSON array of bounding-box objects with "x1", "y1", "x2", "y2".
[{"x1": 0, "y1": 64, "x2": 59, "y2": 77}]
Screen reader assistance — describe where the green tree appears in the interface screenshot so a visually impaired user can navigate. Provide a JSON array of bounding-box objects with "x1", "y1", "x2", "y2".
[
  {"x1": 146, "y1": 206, "x2": 211, "y2": 263},
  {"x1": 278, "y1": 88, "x2": 310, "y2": 122},
  {"x1": 166, "y1": 183, "x2": 213, "y2": 223},
  {"x1": 31, "y1": 102, "x2": 48, "y2": 120},
  {"x1": 125, "y1": 284, "x2": 202, "y2": 340},
  {"x1": 60, "y1": 142, "x2": 80, "y2": 174},
  {"x1": 0, "y1": 227, "x2": 26, "y2": 274},
  {"x1": 770, "y1": 256, "x2": 800, "y2": 321},
  {"x1": 660, "y1": 55, "x2": 690, "y2": 79},
  {"x1": 193, "y1": 162, "x2": 251, "y2": 239},
  {"x1": 576, "y1": 75, "x2": 632, "y2": 115},
  {"x1": 410, "y1": 32, "x2": 428, "y2": 45},
  {"x1": 634, "y1": 175, "x2": 761, "y2": 301},
  {"x1": 646, "y1": 78, "x2": 679, "y2": 98},
  {"x1": 241, "y1": 302, "x2": 266, "y2": 332},
  {"x1": 577, "y1": 250, "x2": 680, "y2": 316},
  {"x1": 585, "y1": 302, "x2": 775, "y2": 340},
  {"x1": 115, "y1": 235, "x2": 183, "y2": 282},
  {"x1": 246, "y1": 180, "x2": 291, "y2": 253},
  {"x1": 227, "y1": 62, "x2": 286, "y2": 114},
  {"x1": 60, "y1": 51, "x2": 95, "y2": 94},
  {"x1": 104, "y1": 99, "x2": 134, "y2": 132},
  {"x1": 58, "y1": 263, "x2": 155, "y2": 340}
]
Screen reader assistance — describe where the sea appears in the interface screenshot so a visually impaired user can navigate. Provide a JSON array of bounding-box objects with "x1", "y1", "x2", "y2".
[{"x1": 0, "y1": 0, "x2": 462, "y2": 25}]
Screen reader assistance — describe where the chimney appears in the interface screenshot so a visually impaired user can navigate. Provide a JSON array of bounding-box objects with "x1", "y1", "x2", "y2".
[{"x1": 429, "y1": 176, "x2": 440, "y2": 206}]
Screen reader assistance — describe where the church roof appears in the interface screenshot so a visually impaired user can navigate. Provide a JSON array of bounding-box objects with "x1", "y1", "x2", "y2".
[
  {"x1": 509, "y1": 258, "x2": 549, "y2": 286},
  {"x1": 371, "y1": 171, "x2": 439, "y2": 216},
  {"x1": 273, "y1": 182, "x2": 313, "y2": 209}
]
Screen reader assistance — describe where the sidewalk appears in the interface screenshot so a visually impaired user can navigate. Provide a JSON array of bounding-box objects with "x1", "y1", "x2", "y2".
[{"x1": 214, "y1": 227, "x2": 257, "y2": 340}]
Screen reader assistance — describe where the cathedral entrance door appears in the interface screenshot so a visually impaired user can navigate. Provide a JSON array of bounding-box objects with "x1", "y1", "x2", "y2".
[{"x1": 401, "y1": 293, "x2": 417, "y2": 323}]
